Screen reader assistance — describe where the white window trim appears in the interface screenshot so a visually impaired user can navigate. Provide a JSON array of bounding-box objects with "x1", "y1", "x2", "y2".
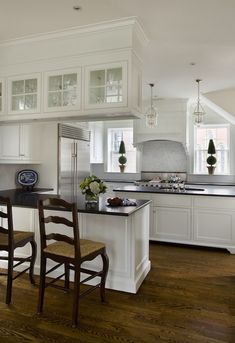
[
  {"x1": 193, "y1": 123, "x2": 230, "y2": 175},
  {"x1": 103, "y1": 120, "x2": 139, "y2": 174}
]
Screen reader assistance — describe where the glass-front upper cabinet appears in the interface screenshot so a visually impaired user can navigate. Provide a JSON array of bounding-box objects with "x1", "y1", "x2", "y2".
[
  {"x1": 85, "y1": 62, "x2": 127, "y2": 109},
  {"x1": 8, "y1": 74, "x2": 40, "y2": 114},
  {"x1": 44, "y1": 69, "x2": 81, "y2": 112}
]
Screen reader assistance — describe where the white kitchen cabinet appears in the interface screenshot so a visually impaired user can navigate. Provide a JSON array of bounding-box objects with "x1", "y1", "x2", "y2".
[
  {"x1": 0, "y1": 123, "x2": 41, "y2": 163},
  {"x1": 193, "y1": 196, "x2": 235, "y2": 247},
  {"x1": 44, "y1": 68, "x2": 81, "y2": 112},
  {"x1": 152, "y1": 194, "x2": 192, "y2": 242},
  {"x1": 8, "y1": 74, "x2": 41, "y2": 114},
  {"x1": 153, "y1": 206, "x2": 191, "y2": 241},
  {"x1": 193, "y1": 209, "x2": 235, "y2": 245},
  {"x1": 114, "y1": 190, "x2": 235, "y2": 253},
  {"x1": 85, "y1": 62, "x2": 128, "y2": 110}
]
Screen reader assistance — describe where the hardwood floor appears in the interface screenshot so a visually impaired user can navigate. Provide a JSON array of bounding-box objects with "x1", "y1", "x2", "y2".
[{"x1": 0, "y1": 242, "x2": 235, "y2": 342}]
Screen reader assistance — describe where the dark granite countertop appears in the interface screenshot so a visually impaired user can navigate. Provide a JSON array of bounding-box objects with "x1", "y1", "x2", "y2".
[
  {"x1": 0, "y1": 189, "x2": 151, "y2": 217},
  {"x1": 113, "y1": 185, "x2": 235, "y2": 198}
]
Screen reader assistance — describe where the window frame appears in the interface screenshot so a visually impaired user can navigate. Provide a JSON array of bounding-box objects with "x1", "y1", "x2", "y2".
[
  {"x1": 193, "y1": 123, "x2": 230, "y2": 175},
  {"x1": 106, "y1": 125, "x2": 137, "y2": 173}
]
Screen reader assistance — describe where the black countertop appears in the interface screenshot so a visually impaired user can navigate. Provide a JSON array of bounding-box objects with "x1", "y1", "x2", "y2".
[
  {"x1": 0, "y1": 189, "x2": 151, "y2": 217},
  {"x1": 113, "y1": 185, "x2": 235, "y2": 198}
]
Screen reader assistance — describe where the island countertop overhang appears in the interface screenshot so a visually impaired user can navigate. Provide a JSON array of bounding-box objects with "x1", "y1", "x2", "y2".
[{"x1": 0, "y1": 189, "x2": 151, "y2": 217}]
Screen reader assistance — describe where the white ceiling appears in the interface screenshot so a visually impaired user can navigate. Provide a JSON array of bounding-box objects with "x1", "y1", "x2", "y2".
[{"x1": 1, "y1": 0, "x2": 235, "y2": 99}]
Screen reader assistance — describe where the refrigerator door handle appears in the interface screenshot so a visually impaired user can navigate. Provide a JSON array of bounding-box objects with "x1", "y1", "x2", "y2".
[
  {"x1": 73, "y1": 141, "x2": 76, "y2": 196},
  {"x1": 75, "y1": 142, "x2": 78, "y2": 195}
]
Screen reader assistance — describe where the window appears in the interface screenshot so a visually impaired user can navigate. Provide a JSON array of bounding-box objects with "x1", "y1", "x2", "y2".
[
  {"x1": 107, "y1": 127, "x2": 136, "y2": 172},
  {"x1": 194, "y1": 124, "x2": 230, "y2": 174}
]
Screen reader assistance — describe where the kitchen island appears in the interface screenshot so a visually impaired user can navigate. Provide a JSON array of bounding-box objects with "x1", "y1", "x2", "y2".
[
  {"x1": 114, "y1": 184, "x2": 235, "y2": 254},
  {"x1": 0, "y1": 189, "x2": 151, "y2": 293}
]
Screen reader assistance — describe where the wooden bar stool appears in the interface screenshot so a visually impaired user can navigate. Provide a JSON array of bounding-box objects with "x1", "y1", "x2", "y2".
[
  {"x1": 37, "y1": 198, "x2": 109, "y2": 327},
  {"x1": 0, "y1": 196, "x2": 37, "y2": 304}
]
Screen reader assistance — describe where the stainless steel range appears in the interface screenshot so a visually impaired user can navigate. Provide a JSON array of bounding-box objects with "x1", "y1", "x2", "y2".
[
  {"x1": 134, "y1": 171, "x2": 206, "y2": 192},
  {"x1": 134, "y1": 178, "x2": 205, "y2": 192}
]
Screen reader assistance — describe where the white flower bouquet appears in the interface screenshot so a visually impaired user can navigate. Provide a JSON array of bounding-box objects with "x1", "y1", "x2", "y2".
[{"x1": 80, "y1": 175, "x2": 107, "y2": 201}]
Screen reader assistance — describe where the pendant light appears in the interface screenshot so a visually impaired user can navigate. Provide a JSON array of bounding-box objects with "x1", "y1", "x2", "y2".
[
  {"x1": 193, "y1": 79, "x2": 205, "y2": 125},
  {"x1": 145, "y1": 83, "x2": 158, "y2": 128}
]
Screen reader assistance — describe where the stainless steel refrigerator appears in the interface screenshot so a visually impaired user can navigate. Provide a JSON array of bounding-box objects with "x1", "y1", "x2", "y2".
[{"x1": 58, "y1": 124, "x2": 90, "y2": 200}]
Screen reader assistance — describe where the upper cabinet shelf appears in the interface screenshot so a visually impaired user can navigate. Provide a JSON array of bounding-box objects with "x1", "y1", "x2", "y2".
[
  {"x1": 8, "y1": 74, "x2": 41, "y2": 115},
  {"x1": 44, "y1": 69, "x2": 81, "y2": 112}
]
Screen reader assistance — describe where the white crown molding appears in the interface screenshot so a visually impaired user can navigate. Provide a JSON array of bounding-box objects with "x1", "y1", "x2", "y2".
[{"x1": 0, "y1": 16, "x2": 148, "y2": 47}]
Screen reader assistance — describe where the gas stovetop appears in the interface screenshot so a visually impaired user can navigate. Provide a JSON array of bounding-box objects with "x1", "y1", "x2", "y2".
[
  {"x1": 134, "y1": 180, "x2": 205, "y2": 192},
  {"x1": 134, "y1": 180, "x2": 178, "y2": 188}
]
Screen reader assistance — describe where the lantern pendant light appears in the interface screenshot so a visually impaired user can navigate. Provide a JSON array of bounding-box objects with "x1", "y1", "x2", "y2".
[
  {"x1": 193, "y1": 79, "x2": 205, "y2": 125},
  {"x1": 145, "y1": 83, "x2": 158, "y2": 128}
]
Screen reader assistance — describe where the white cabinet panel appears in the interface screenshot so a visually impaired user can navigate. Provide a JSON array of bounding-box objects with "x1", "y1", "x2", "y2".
[
  {"x1": 0, "y1": 125, "x2": 20, "y2": 159},
  {"x1": 0, "y1": 123, "x2": 41, "y2": 163},
  {"x1": 153, "y1": 194, "x2": 192, "y2": 207},
  {"x1": 193, "y1": 196, "x2": 235, "y2": 210},
  {"x1": 154, "y1": 207, "x2": 191, "y2": 241},
  {"x1": 193, "y1": 209, "x2": 235, "y2": 244}
]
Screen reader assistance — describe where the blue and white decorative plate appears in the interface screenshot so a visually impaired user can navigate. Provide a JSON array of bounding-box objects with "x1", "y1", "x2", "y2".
[{"x1": 17, "y1": 170, "x2": 38, "y2": 187}]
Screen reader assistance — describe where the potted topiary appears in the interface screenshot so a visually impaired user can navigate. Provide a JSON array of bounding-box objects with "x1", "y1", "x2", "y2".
[
  {"x1": 118, "y1": 140, "x2": 127, "y2": 173},
  {"x1": 207, "y1": 139, "x2": 216, "y2": 175}
]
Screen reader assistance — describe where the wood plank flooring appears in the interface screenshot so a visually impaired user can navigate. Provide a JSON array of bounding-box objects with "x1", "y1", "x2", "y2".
[{"x1": 0, "y1": 242, "x2": 235, "y2": 342}]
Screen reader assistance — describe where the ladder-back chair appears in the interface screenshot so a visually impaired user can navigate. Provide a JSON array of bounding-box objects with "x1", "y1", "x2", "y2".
[
  {"x1": 0, "y1": 196, "x2": 37, "y2": 304},
  {"x1": 37, "y1": 197, "x2": 109, "y2": 327}
]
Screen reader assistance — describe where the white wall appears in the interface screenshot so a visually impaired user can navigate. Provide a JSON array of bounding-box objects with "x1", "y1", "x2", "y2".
[{"x1": 205, "y1": 88, "x2": 235, "y2": 117}]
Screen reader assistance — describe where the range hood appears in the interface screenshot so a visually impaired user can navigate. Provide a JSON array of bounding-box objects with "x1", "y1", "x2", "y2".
[{"x1": 141, "y1": 140, "x2": 187, "y2": 173}]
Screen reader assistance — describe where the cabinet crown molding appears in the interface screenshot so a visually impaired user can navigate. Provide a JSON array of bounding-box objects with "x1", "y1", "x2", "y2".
[{"x1": 0, "y1": 16, "x2": 148, "y2": 47}]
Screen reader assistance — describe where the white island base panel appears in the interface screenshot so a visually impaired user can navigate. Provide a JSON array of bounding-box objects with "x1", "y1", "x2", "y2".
[
  {"x1": 79, "y1": 206, "x2": 151, "y2": 293},
  {"x1": 0, "y1": 204, "x2": 151, "y2": 294}
]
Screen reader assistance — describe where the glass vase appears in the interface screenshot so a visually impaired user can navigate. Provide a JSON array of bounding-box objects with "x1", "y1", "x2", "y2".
[{"x1": 85, "y1": 193, "x2": 99, "y2": 207}]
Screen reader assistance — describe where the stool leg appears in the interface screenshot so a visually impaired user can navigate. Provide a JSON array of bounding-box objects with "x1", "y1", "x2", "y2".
[
  {"x1": 38, "y1": 255, "x2": 46, "y2": 313},
  {"x1": 29, "y1": 239, "x2": 37, "y2": 285},
  {"x1": 6, "y1": 250, "x2": 14, "y2": 305},
  {"x1": 100, "y1": 251, "x2": 109, "y2": 303},
  {"x1": 72, "y1": 267, "x2": 80, "y2": 327}
]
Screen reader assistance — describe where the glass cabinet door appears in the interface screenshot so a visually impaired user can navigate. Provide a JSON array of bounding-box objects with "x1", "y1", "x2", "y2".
[
  {"x1": 12, "y1": 79, "x2": 37, "y2": 111},
  {"x1": 45, "y1": 69, "x2": 81, "y2": 112},
  {"x1": 8, "y1": 74, "x2": 40, "y2": 114},
  {"x1": 86, "y1": 62, "x2": 127, "y2": 108}
]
